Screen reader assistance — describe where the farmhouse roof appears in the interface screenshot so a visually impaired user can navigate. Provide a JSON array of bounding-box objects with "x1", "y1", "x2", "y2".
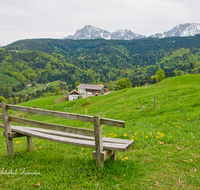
[
  {"x1": 68, "y1": 89, "x2": 81, "y2": 96},
  {"x1": 77, "y1": 84, "x2": 105, "y2": 90}
]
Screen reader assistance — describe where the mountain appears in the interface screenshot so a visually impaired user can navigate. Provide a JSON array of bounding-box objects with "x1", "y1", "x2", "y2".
[
  {"x1": 150, "y1": 23, "x2": 200, "y2": 38},
  {"x1": 64, "y1": 23, "x2": 200, "y2": 40},
  {"x1": 64, "y1": 25, "x2": 146, "y2": 40}
]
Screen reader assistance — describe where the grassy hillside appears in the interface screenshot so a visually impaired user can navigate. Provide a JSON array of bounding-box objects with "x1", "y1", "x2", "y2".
[{"x1": 0, "y1": 74, "x2": 199, "y2": 189}]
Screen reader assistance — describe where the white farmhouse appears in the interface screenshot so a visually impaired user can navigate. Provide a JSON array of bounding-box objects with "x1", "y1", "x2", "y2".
[
  {"x1": 68, "y1": 90, "x2": 81, "y2": 101},
  {"x1": 77, "y1": 84, "x2": 105, "y2": 95}
]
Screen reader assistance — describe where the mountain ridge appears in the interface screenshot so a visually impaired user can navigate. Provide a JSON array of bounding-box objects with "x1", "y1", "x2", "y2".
[{"x1": 63, "y1": 23, "x2": 200, "y2": 40}]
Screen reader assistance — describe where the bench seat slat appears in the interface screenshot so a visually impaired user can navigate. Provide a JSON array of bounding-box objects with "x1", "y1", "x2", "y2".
[
  {"x1": 17, "y1": 126, "x2": 134, "y2": 146},
  {"x1": 11, "y1": 126, "x2": 131, "y2": 151}
]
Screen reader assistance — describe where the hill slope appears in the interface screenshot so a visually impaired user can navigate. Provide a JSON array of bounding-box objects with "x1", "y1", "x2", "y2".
[
  {"x1": 0, "y1": 74, "x2": 199, "y2": 189},
  {"x1": 4, "y1": 35, "x2": 200, "y2": 83}
]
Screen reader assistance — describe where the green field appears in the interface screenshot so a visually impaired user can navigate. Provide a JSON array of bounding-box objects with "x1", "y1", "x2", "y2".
[
  {"x1": 0, "y1": 75, "x2": 199, "y2": 189},
  {"x1": 19, "y1": 84, "x2": 46, "y2": 95}
]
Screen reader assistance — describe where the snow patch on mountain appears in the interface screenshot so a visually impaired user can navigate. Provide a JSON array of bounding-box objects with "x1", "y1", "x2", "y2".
[
  {"x1": 63, "y1": 23, "x2": 200, "y2": 40},
  {"x1": 150, "y1": 23, "x2": 200, "y2": 38},
  {"x1": 64, "y1": 25, "x2": 146, "y2": 40}
]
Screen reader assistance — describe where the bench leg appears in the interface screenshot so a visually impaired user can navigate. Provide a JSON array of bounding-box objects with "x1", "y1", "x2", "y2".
[
  {"x1": 1, "y1": 103, "x2": 14, "y2": 157},
  {"x1": 5, "y1": 135, "x2": 14, "y2": 157},
  {"x1": 27, "y1": 136, "x2": 33, "y2": 151},
  {"x1": 94, "y1": 116, "x2": 104, "y2": 167},
  {"x1": 111, "y1": 151, "x2": 117, "y2": 161}
]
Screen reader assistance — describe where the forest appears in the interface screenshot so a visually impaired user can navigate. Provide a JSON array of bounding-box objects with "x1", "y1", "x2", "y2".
[{"x1": 1, "y1": 34, "x2": 200, "y2": 101}]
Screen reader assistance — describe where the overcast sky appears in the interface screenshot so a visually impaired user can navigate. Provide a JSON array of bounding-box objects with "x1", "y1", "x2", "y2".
[{"x1": 0, "y1": 0, "x2": 200, "y2": 46}]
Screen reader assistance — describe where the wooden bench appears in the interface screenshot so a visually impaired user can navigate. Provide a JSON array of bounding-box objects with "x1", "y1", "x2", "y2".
[{"x1": 0, "y1": 103, "x2": 134, "y2": 167}]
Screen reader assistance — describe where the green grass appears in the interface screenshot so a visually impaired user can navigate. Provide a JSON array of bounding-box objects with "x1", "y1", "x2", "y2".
[
  {"x1": 19, "y1": 84, "x2": 46, "y2": 95},
  {"x1": 47, "y1": 81, "x2": 60, "y2": 88},
  {"x1": 0, "y1": 74, "x2": 200, "y2": 189}
]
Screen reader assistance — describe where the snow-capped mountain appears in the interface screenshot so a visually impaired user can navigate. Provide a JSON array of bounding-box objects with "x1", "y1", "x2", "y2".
[
  {"x1": 64, "y1": 23, "x2": 200, "y2": 40},
  {"x1": 150, "y1": 23, "x2": 200, "y2": 38},
  {"x1": 64, "y1": 25, "x2": 146, "y2": 40}
]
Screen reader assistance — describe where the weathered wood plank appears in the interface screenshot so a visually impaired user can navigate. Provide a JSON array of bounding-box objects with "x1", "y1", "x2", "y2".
[
  {"x1": 3, "y1": 131, "x2": 25, "y2": 138},
  {"x1": 7, "y1": 104, "x2": 94, "y2": 123},
  {"x1": 0, "y1": 113, "x2": 3, "y2": 120},
  {"x1": 27, "y1": 136, "x2": 33, "y2": 151},
  {"x1": 7, "y1": 104, "x2": 125, "y2": 128},
  {"x1": 11, "y1": 126, "x2": 130, "y2": 151},
  {"x1": 1, "y1": 103, "x2": 14, "y2": 157},
  {"x1": 9, "y1": 116, "x2": 94, "y2": 137},
  {"x1": 100, "y1": 118, "x2": 125, "y2": 128},
  {"x1": 94, "y1": 116, "x2": 104, "y2": 167},
  {"x1": 18, "y1": 126, "x2": 134, "y2": 146}
]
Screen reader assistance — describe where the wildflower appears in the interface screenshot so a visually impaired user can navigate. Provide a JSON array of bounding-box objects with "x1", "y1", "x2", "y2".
[
  {"x1": 120, "y1": 155, "x2": 122, "y2": 157},
  {"x1": 191, "y1": 132, "x2": 193, "y2": 134},
  {"x1": 136, "y1": 138, "x2": 137, "y2": 140},
  {"x1": 39, "y1": 147, "x2": 42, "y2": 149},
  {"x1": 157, "y1": 122, "x2": 160, "y2": 123},
  {"x1": 156, "y1": 136, "x2": 160, "y2": 138},
  {"x1": 124, "y1": 134, "x2": 127, "y2": 137},
  {"x1": 125, "y1": 157, "x2": 128, "y2": 160},
  {"x1": 135, "y1": 132, "x2": 137, "y2": 135},
  {"x1": 188, "y1": 119, "x2": 190, "y2": 121},
  {"x1": 162, "y1": 142, "x2": 164, "y2": 144},
  {"x1": 173, "y1": 122, "x2": 176, "y2": 124},
  {"x1": 131, "y1": 139, "x2": 134, "y2": 141},
  {"x1": 193, "y1": 114, "x2": 195, "y2": 115},
  {"x1": 146, "y1": 136, "x2": 148, "y2": 138},
  {"x1": 85, "y1": 153, "x2": 87, "y2": 156},
  {"x1": 16, "y1": 141, "x2": 18, "y2": 143}
]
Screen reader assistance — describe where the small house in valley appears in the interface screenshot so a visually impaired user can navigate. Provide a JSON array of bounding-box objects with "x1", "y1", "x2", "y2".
[
  {"x1": 68, "y1": 90, "x2": 81, "y2": 101},
  {"x1": 77, "y1": 84, "x2": 105, "y2": 95}
]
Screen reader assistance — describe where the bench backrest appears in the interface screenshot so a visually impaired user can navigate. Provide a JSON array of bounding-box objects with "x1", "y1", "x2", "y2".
[{"x1": 0, "y1": 103, "x2": 125, "y2": 137}]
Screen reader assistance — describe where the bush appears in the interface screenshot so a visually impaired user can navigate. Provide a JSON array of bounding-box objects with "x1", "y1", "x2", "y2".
[{"x1": 117, "y1": 78, "x2": 132, "y2": 89}]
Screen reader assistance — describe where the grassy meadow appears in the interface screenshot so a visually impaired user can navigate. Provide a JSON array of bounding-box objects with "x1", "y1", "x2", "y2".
[{"x1": 0, "y1": 74, "x2": 199, "y2": 189}]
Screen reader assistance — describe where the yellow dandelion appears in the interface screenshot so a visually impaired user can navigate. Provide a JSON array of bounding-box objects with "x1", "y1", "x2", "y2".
[
  {"x1": 135, "y1": 132, "x2": 137, "y2": 135},
  {"x1": 125, "y1": 157, "x2": 128, "y2": 160},
  {"x1": 193, "y1": 114, "x2": 195, "y2": 115},
  {"x1": 124, "y1": 134, "x2": 127, "y2": 137},
  {"x1": 39, "y1": 147, "x2": 42, "y2": 149},
  {"x1": 131, "y1": 139, "x2": 134, "y2": 141},
  {"x1": 171, "y1": 136, "x2": 173, "y2": 137},
  {"x1": 156, "y1": 136, "x2": 160, "y2": 138},
  {"x1": 146, "y1": 136, "x2": 148, "y2": 138},
  {"x1": 85, "y1": 153, "x2": 87, "y2": 156},
  {"x1": 188, "y1": 118, "x2": 190, "y2": 121},
  {"x1": 120, "y1": 155, "x2": 122, "y2": 157},
  {"x1": 157, "y1": 122, "x2": 160, "y2": 123},
  {"x1": 162, "y1": 142, "x2": 164, "y2": 144},
  {"x1": 136, "y1": 138, "x2": 137, "y2": 140},
  {"x1": 191, "y1": 132, "x2": 193, "y2": 134},
  {"x1": 16, "y1": 141, "x2": 18, "y2": 143},
  {"x1": 173, "y1": 122, "x2": 176, "y2": 124}
]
